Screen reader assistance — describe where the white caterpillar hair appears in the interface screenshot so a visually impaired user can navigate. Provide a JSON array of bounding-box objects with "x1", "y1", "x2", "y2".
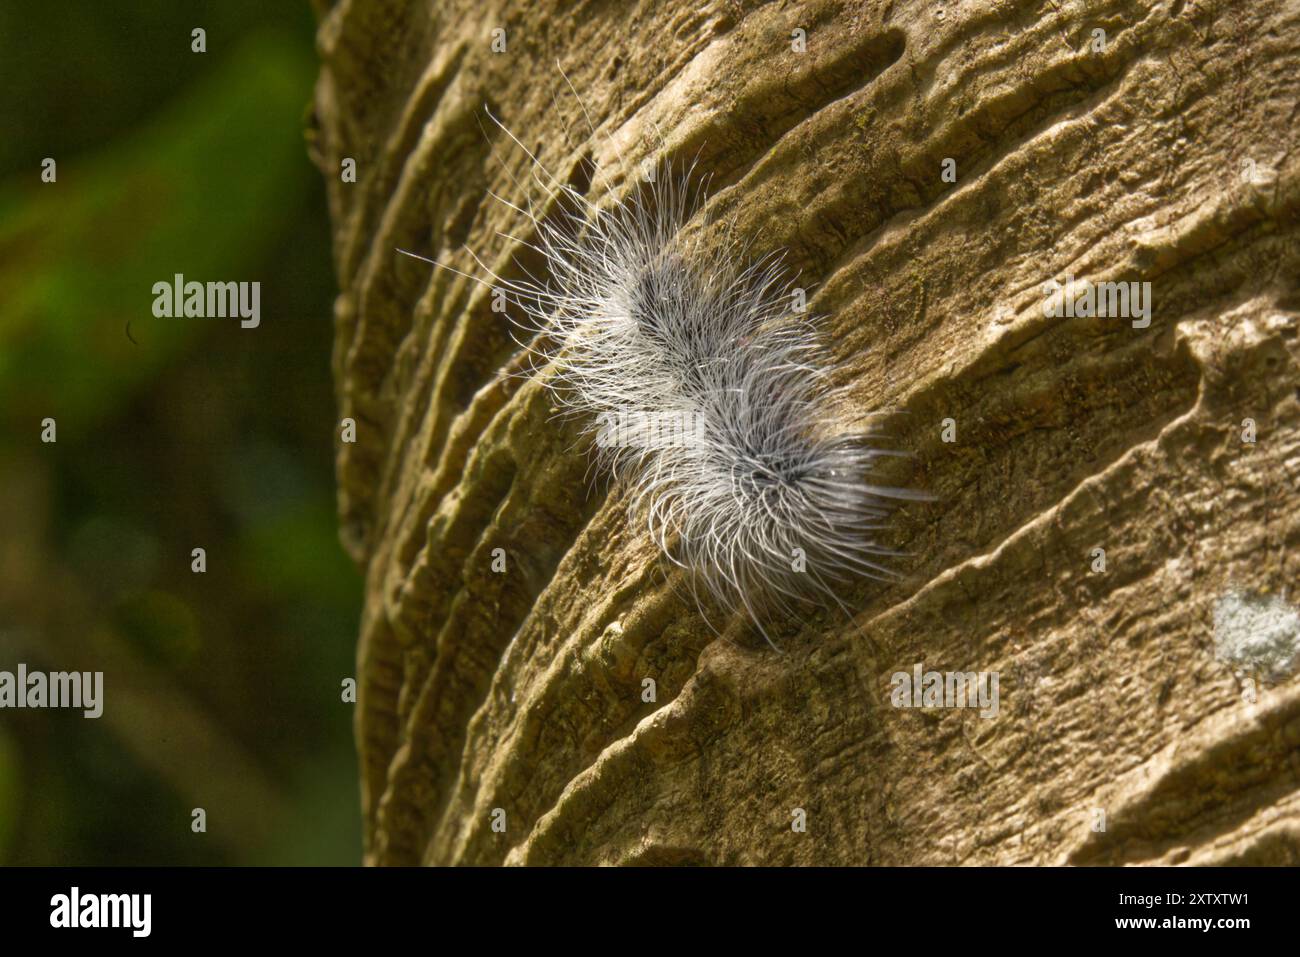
[{"x1": 401, "y1": 82, "x2": 926, "y2": 646}]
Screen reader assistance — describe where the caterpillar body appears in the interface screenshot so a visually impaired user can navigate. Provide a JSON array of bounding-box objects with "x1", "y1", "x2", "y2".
[{"x1": 400, "y1": 87, "x2": 925, "y2": 646}]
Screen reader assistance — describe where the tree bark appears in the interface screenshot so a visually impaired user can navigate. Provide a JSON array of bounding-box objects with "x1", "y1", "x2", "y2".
[{"x1": 311, "y1": 0, "x2": 1300, "y2": 865}]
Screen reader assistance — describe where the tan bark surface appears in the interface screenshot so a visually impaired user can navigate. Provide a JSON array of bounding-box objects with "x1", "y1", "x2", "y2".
[{"x1": 311, "y1": 0, "x2": 1300, "y2": 865}]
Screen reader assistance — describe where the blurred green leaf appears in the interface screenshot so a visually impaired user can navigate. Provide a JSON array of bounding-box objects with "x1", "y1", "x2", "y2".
[{"x1": 0, "y1": 30, "x2": 316, "y2": 436}]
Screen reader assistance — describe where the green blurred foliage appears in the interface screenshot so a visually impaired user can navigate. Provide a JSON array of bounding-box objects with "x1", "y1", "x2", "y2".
[
  {"x1": 0, "y1": 3, "x2": 360, "y2": 864},
  {"x1": 0, "y1": 30, "x2": 313, "y2": 430}
]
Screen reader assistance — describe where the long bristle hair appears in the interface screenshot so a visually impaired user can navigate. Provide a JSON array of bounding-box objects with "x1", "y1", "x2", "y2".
[{"x1": 400, "y1": 82, "x2": 926, "y2": 647}]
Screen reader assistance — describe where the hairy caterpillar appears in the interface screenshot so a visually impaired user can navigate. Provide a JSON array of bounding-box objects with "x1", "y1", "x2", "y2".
[{"x1": 400, "y1": 78, "x2": 925, "y2": 645}]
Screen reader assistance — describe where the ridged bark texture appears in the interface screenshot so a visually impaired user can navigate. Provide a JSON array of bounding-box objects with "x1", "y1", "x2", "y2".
[{"x1": 311, "y1": 0, "x2": 1300, "y2": 865}]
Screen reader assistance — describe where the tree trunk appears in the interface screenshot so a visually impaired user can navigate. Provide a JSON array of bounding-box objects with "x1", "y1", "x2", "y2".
[{"x1": 311, "y1": 0, "x2": 1300, "y2": 865}]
